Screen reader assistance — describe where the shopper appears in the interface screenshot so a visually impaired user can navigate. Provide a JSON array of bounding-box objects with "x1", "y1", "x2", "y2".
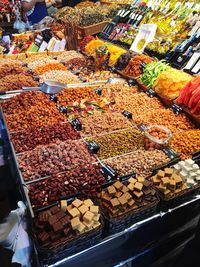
[
  {"x1": 62, "y1": 0, "x2": 99, "y2": 7},
  {"x1": 21, "y1": 0, "x2": 48, "y2": 25}
]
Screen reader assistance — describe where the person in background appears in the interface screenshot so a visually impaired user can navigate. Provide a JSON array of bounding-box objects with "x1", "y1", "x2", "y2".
[
  {"x1": 62, "y1": 0, "x2": 99, "y2": 8},
  {"x1": 21, "y1": 0, "x2": 48, "y2": 25}
]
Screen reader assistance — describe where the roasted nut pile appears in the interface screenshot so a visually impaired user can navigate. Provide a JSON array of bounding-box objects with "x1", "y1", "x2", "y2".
[
  {"x1": 28, "y1": 58, "x2": 57, "y2": 70},
  {"x1": 0, "y1": 74, "x2": 39, "y2": 92},
  {"x1": 18, "y1": 140, "x2": 97, "y2": 181},
  {"x1": 88, "y1": 128, "x2": 145, "y2": 159},
  {"x1": 101, "y1": 83, "x2": 137, "y2": 104},
  {"x1": 56, "y1": 50, "x2": 84, "y2": 64},
  {"x1": 134, "y1": 109, "x2": 194, "y2": 134},
  {"x1": 11, "y1": 123, "x2": 80, "y2": 153},
  {"x1": 113, "y1": 92, "x2": 164, "y2": 117},
  {"x1": 103, "y1": 149, "x2": 169, "y2": 177},
  {"x1": 34, "y1": 62, "x2": 67, "y2": 75},
  {"x1": 0, "y1": 61, "x2": 28, "y2": 79},
  {"x1": 170, "y1": 130, "x2": 200, "y2": 160},
  {"x1": 80, "y1": 111, "x2": 133, "y2": 136},
  {"x1": 28, "y1": 164, "x2": 105, "y2": 208},
  {"x1": 2, "y1": 91, "x2": 65, "y2": 131},
  {"x1": 39, "y1": 70, "x2": 80, "y2": 84},
  {"x1": 57, "y1": 86, "x2": 99, "y2": 106}
]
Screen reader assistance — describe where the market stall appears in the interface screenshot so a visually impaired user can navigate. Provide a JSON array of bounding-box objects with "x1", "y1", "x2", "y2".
[{"x1": 0, "y1": 0, "x2": 200, "y2": 266}]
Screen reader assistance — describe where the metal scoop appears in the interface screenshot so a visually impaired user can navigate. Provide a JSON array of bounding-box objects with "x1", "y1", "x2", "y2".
[{"x1": 0, "y1": 79, "x2": 110, "y2": 95}]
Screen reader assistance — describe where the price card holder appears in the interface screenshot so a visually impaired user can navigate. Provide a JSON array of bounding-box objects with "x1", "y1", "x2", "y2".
[
  {"x1": 27, "y1": 69, "x2": 33, "y2": 74},
  {"x1": 49, "y1": 94, "x2": 58, "y2": 102},
  {"x1": 79, "y1": 76, "x2": 87, "y2": 83},
  {"x1": 71, "y1": 118, "x2": 82, "y2": 131},
  {"x1": 140, "y1": 61, "x2": 146, "y2": 71},
  {"x1": 146, "y1": 88, "x2": 156, "y2": 98},
  {"x1": 108, "y1": 66, "x2": 116, "y2": 73},
  {"x1": 57, "y1": 106, "x2": 67, "y2": 114},
  {"x1": 163, "y1": 147, "x2": 179, "y2": 160},
  {"x1": 170, "y1": 103, "x2": 183, "y2": 114},
  {"x1": 122, "y1": 110, "x2": 133, "y2": 119},
  {"x1": 94, "y1": 88, "x2": 102, "y2": 95},
  {"x1": 33, "y1": 75, "x2": 40, "y2": 82},
  {"x1": 137, "y1": 124, "x2": 146, "y2": 132},
  {"x1": 120, "y1": 172, "x2": 136, "y2": 182},
  {"x1": 128, "y1": 79, "x2": 136, "y2": 86},
  {"x1": 86, "y1": 141, "x2": 100, "y2": 154},
  {"x1": 192, "y1": 150, "x2": 200, "y2": 162},
  {"x1": 100, "y1": 165, "x2": 117, "y2": 182}
]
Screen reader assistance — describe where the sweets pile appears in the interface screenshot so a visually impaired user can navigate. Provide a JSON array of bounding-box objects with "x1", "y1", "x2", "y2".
[
  {"x1": 122, "y1": 54, "x2": 154, "y2": 78},
  {"x1": 152, "y1": 168, "x2": 187, "y2": 197},
  {"x1": 100, "y1": 179, "x2": 157, "y2": 218},
  {"x1": 173, "y1": 159, "x2": 200, "y2": 187},
  {"x1": 34, "y1": 198, "x2": 101, "y2": 247},
  {"x1": 28, "y1": 164, "x2": 105, "y2": 208}
]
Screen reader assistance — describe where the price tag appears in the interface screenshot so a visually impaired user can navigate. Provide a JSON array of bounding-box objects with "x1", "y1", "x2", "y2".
[
  {"x1": 58, "y1": 106, "x2": 67, "y2": 114},
  {"x1": 163, "y1": 147, "x2": 179, "y2": 160},
  {"x1": 100, "y1": 165, "x2": 117, "y2": 182},
  {"x1": 71, "y1": 118, "x2": 82, "y2": 131},
  {"x1": 94, "y1": 88, "x2": 102, "y2": 95},
  {"x1": 49, "y1": 94, "x2": 58, "y2": 102},
  {"x1": 120, "y1": 172, "x2": 136, "y2": 182},
  {"x1": 128, "y1": 79, "x2": 136, "y2": 86},
  {"x1": 27, "y1": 69, "x2": 33, "y2": 74},
  {"x1": 33, "y1": 75, "x2": 40, "y2": 82},
  {"x1": 192, "y1": 150, "x2": 200, "y2": 161},
  {"x1": 170, "y1": 103, "x2": 183, "y2": 114},
  {"x1": 108, "y1": 66, "x2": 116, "y2": 73},
  {"x1": 79, "y1": 76, "x2": 87, "y2": 83},
  {"x1": 140, "y1": 61, "x2": 146, "y2": 71},
  {"x1": 146, "y1": 88, "x2": 156, "y2": 98},
  {"x1": 86, "y1": 141, "x2": 100, "y2": 154},
  {"x1": 71, "y1": 69, "x2": 80, "y2": 75},
  {"x1": 122, "y1": 110, "x2": 133, "y2": 119},
  {"x1": 137, "y1": 124, "x2": 146, "y2": 132}
]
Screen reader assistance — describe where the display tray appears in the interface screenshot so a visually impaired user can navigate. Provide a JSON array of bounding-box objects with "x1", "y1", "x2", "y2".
[
  {"x1": 34, "y1": 214, "x2": 104, "y2": 266},
  {"x1": 115, "y1": 68, "x2": 139, "y2": 81},
  {"x1": 78, "y1": 21, "x2": 111, "y2": 36},
  {"x1": 157, "y1": 184, "x2": 200, "y2": 212},
  {"x1": 101, "y1": 199, "x2": 158, "y2": 235}
]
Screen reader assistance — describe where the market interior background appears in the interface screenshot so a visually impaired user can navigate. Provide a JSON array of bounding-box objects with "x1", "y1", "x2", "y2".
[{"x1": 0, "y1": 0, "x2": 200, "y2": 266}]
